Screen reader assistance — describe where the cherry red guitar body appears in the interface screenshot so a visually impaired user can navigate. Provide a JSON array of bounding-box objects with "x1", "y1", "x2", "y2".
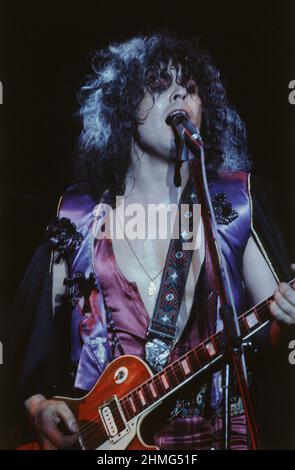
[
  {"x1": 18, "y1": 279, "x2": 295, "y2": 450},
  {"x1": 18, "y1": 355, "x2": 159, "y2": 450}
]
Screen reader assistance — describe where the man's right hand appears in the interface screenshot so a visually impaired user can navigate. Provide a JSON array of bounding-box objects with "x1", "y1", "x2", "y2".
[{"x1": 25, "y1": 394, "x2": 79, "y2": 450}]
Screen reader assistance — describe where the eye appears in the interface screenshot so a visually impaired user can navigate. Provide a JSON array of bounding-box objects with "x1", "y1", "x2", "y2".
[
  {"x1": 185, "y1": 78, "x2": 198, "y2": 95},
  {"x1": 144, "y1": 65, "x2": 173, "y2": 93}
]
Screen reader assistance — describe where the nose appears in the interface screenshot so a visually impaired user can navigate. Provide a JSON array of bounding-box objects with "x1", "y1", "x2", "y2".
[{"x1": 170, "y1": 83, "x2": 188, "y2": 102}]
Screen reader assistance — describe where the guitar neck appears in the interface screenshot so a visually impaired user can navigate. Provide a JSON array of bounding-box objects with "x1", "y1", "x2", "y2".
[{"x1": 119, "y1": 279, "x2": 295, "y2": 421}]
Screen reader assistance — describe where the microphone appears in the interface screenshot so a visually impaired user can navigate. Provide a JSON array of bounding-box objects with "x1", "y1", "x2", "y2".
[{"x1": 165, "y1": 110, "x2": 203, "y2": 150}]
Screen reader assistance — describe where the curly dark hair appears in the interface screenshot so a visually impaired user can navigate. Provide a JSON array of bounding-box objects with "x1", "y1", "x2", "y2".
[{"x1": 73, "y1": 31, "x2": 251, "y2": 201}]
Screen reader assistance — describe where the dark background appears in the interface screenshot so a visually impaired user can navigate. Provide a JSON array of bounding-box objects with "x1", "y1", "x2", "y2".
[
  {"x1": 0, "y1": 0, "x2": 295, "y2": 450},
  {"x1": 0, "y1": 1, "x2": 294, "y2": 340}
]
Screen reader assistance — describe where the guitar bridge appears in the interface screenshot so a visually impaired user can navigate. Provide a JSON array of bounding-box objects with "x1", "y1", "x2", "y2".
[{"x1": 99, "y1": 396, "x2": 129, "y2": 444}]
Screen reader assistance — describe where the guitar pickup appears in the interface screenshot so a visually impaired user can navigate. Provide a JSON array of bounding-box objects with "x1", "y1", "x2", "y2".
[{"x1": 99, "y1": 396, "x2": 129, "y2": 444}]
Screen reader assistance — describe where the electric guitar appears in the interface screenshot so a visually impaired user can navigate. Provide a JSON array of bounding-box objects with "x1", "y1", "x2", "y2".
[{"x1": 18, "y1": 279, "x2": 295, "y2": 450}]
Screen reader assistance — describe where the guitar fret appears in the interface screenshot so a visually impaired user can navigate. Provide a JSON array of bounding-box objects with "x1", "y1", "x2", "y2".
[
  {"x1": 188, "y1": 349, "x2": 201, "y2": 370},
  {"x1": 142, "y1": 382, "x2": 153, "y2": 405},
  {"x1": 138, "y1": 389, "x2": 147, "y2": 406},
  {"x1": 166, "y1": 364, "x2": 179, "y2": 387},
  {"x1": 239, "y1": 299, "x2": 270, "y2": 331},
  {"x1": 173, "y1": 359, "x2": 185, "y2": 382},
  {"x1": 245, "y1": 310, "x2": 259, "y2": 329},
  {"x1": 120, "y1": 400, "x2": 131, "y2": 421},
  {"x1": 123, "y1": 397, "x2": 134, "y2": 419},
  {"x1": 153, "y1": 375, "x2": 165, "y2": 396},
  {"x1": 204, "y1": 339, "x2": 217, "y2": 358},
  {"x1": 173, "y1": 361, "x2": 183, "y2": 384},
  {"x1": 197, "y1": 345, "x2": 209, "y2": 364},
  {"x1": 180, "y1": 357, "x2": 191, "y2": 376},
  {"x1": 132, "y1": 391, "x2": 143, "y2": 411},
  {"x1": 160, "y1": 372, "x2": 170, "y2": 390},
  {"x1": 148, "y1": 380, "x2": 158, "y2": 399},
  {"x1": 214, "y1": 333, "x2": 222, "y2": 354},
  {"x1": 259, "y1": 301, "x2": 271, "y2": 323},
  {"x1": 240, "y1": 318, "x2": 249, "y2": 337},
  {"x1": 117, "y1": 280, "x2": 295, "y2": 424},
  {"x1": 128, "y1": 395, "x2": 137, "y2": 414}
]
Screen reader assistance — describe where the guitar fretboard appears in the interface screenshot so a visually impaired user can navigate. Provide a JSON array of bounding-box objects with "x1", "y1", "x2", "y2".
[{"x1": 119, "y1": 279, "x2": 295, "y2": 421}]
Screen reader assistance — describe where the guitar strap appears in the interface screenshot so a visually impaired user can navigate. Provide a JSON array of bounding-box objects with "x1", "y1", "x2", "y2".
[{"x1": 145, "y1": 177, "x2": 218, "y2": 372}]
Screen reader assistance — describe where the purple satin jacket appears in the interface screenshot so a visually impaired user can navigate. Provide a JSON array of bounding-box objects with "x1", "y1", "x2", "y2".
[{"x1": 58, "y1": 171, "x2": 251, "y2": 394}]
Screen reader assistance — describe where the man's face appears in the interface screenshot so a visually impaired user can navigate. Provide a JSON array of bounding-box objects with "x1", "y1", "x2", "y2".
[{"x1": 135, "y1": 63, "x2": 202, "y2": 160}]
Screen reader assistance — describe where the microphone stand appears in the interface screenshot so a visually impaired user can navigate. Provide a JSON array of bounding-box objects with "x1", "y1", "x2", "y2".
[{"x1": 166, "y1": 111, "x2": 261, "y2": 450}]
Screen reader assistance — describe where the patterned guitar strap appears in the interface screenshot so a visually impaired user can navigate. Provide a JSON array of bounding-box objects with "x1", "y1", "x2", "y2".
[{"x1": 145, "y1": 176, "x2": 203, "y2": 372}]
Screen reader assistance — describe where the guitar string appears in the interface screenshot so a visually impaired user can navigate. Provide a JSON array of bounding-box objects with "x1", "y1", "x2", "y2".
[
  {"x1": 74, "y1": 273, "x2": 295, "y2": 440},
  {"x1": 75, "y1": 342, "x2": 218, "y2": 440},
  {"x1": 75, "y1": 297, "x2": 273, "y2": 442},
  {"x1": 75, "y1": 279, "x2": 295, "y2": 441},
  {"x1": 75, "y1": 289, "x2": 280, "y2": 440},
  {"x1": 75, "y1": 325, "x2": 226, "y2": 437}
]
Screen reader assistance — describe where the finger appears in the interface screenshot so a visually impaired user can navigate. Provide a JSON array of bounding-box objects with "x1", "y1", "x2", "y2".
[
  {"x1": 278, "y1": 282, "x2": 295, "y2": 307},
  {"x1": 274, "y1": 288, "x2": 295, "y2": 316},
  {"x1": 42, "y1": 415, "x2": 68, "y2": 448},
  {"x1": 60, "y1": 433, "x2": 79, "y2": 449},
  {"x1": 42, "y1": 419, "x2": 78, "y2": 449},
  {"x1": 39, "y1": 435, "x2": 58, "y2": 450},
  {"x1": 39, "y1": 402, "x2": 78, "y2": 448},
  {"x1": 269, "y1": 300, "x2": 294, "y2": 325},
  {"x1": 55, "y1": 402, "x2": 79, "y2": 434}
]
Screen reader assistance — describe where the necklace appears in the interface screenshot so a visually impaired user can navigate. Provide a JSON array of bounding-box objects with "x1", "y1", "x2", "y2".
[{"x1": 115, "y1": 209, "x2": 164, "y2": 297}]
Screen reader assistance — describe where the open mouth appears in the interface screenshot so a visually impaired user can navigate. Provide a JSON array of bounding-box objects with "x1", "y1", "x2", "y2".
[{"x1": 165, "y1": 109, "x2": 190, "y2": 126}]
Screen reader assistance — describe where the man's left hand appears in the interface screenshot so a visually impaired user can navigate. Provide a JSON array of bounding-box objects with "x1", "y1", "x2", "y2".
[{"x1": 269, "y1": 264, "x2": 295, "y2": 326}]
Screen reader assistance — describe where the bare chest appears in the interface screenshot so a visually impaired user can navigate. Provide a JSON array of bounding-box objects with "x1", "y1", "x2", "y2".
[{"x1": 111, "y1": 216, "x2": 205, "y2": 338}]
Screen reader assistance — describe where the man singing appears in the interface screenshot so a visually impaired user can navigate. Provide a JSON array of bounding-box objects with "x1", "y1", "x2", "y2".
[{"x1": 8, "y1": 32, "x2": 295, "y2": 450}]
